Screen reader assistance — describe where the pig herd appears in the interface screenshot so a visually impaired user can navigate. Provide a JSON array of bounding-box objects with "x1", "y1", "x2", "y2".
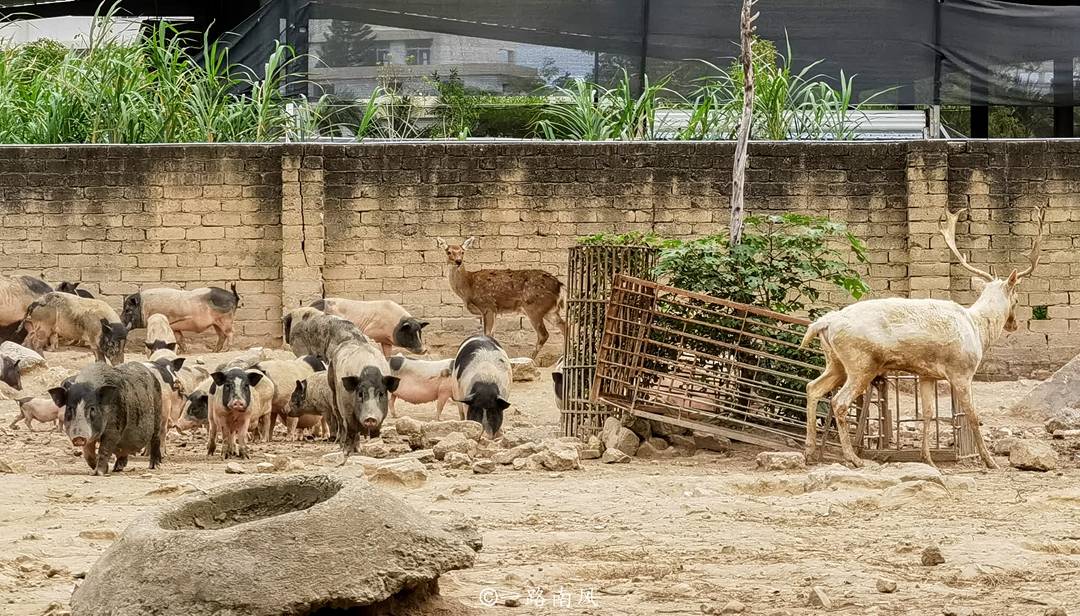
[{"x1": 2, "y1": 273, "x2": 518, "y2": 476}]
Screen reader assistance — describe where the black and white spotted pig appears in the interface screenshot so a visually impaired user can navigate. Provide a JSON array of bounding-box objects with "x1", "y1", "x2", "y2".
[
  {"x1": 120, "y1": 285, "x2": 240, "y2": 352},
  {"x1": 327, "y1": 338, "x2": 398, "y2": 458},
  {"x1": 23, "y1": 292, "x2": 128, "y2": 364},
  {"x1": 57, "y1": 282, "x2": 94, "y2": 298},
  {"x1": 452, "y1": 335, "x2": 512, "y2": 440},
  {"x1": 207, "y1": 367, "x2": 275, "y2": 459}
]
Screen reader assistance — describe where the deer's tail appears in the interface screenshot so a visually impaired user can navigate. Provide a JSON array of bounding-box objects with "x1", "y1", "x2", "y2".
[{"x1": 800, "y1": 318, "x2": 829, "y2": 350}]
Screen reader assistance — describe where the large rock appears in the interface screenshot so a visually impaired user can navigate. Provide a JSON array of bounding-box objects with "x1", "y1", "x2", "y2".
[
  {"x1": 444, "y1": 452, "x2": 473, "y2": 469},
  {"x1": 433, "y1": 432, "x2": 477, "y2": 461},
  {"x1": 694, "y1": 433, "x2": 731, "y2": 452},
  {"x1": 509, "y1": 357, "x2": 539, "y2": 382},
  {"x1": 601, "y1": 449, "x2": 631, "y2": 464},
  {"x1": 533, "y1": 440, "x2": 580, "y2": 471},
  {"x1": 395, "y1": 416, "x2": 423, "y2": 436},
  {"x1": 422, "y1": 420, "x2": 483, "y2": 446},
  {"x1": 601, "y1": 418, "x2": 640, "y2": 456},
  {"x1": 0, "y1": 341, "x2": 46, "y2": 372},
  {"x1": 755, "y1": 451, "x2": 806, "y2": 471},
  {"x1": 69, "y1": 475, "x2": 474, "y2": 616},
  {"x1": 805, "y1": 466, "x2": 900, "y2": 492},
  {"x1": 1009, "y1": 440, "x2": 1059, "y2": 471},
  {"x1": 991, "y1": 437, "x2": 1022, "y2": 456},
  {"x1": 369, "y1": 459, "x2": 430, "y2": 488},
  {"x1": 621, "y1": 415, "x2": 652, "y2": 441},
  {"x1": 358, "y1": 440, "x2": 390, "y2": 459},
  {"x1": 1012, "y1": 354, "x2": 1080, "y2": 419},
  {"x1": 635, "y1": 441, "x2": 677, "y2": 459},
  {"x1": 491, "y1": 442, "x2": 540, "y2": 465},
  {"x1": 1044, "y1": 409, "x2": 1080, "y2": 434}
]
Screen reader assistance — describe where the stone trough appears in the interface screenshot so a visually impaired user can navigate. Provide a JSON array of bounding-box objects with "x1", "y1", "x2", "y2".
[{"x1": 71, "y1": 474, "x2": 478, "y2": 616}]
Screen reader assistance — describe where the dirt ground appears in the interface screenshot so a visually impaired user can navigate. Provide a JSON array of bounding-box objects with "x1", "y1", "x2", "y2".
[{"x1": 1, "y1": 347, "x2": 1078, "y2": 616}]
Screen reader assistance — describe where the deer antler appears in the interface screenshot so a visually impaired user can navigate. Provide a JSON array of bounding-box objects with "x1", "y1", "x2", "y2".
[
  {"x1": 940, "y1": 208, "x2": 994, "y2": 282},
  {"x1": 1015, "y1": 207, "x2": 1045, "y2": 280}
]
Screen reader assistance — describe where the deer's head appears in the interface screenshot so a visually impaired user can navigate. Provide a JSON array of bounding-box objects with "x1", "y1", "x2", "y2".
[
  {"x1": 941, "y1": 206, "x2": 1045, "y2": 332},
  {"x1": 437, "y1": 236, "x2": 478, "y2": 267}
]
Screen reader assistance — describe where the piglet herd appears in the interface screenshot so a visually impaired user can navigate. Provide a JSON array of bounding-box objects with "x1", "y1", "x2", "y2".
[{"x1": 1, "y1": 248, "x2": 540, "y2": 475}]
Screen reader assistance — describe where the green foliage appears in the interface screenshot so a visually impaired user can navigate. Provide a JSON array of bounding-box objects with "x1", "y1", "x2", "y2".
[
  {"x1": 0, "y1": 7, "x2": 333, "y2": 144},
  {"x1": 577, "y1": 231, "x2": 669, "y2": 247},
  {"x1": 679, "y1": 37, "x2": 892, "y2": 141},
  {"x1": 428, "y1": 70, "x2": 478, "y2": 139},
  {"x1": 534, "y1": 69, "x2": 668, "y2": 140},
  {"x1": 472, "y1": 98, "x2": 544, "y2": 138},
  {"x1": 653, "y1": 213, "x2": 869, "y2": 316},
  {"x1": 1032, "y1": 305, "x2": 1049, "y2": 321}
]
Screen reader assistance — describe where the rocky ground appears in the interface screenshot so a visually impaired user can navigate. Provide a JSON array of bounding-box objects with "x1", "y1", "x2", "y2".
[{"x1": 0, "y1": 348, "x2": 1078, "y2": 616}]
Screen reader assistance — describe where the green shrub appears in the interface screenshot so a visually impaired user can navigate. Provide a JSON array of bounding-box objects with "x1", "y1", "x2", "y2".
[{"x1": 653, "y1": 213, "x2": 869, "y2": 316}]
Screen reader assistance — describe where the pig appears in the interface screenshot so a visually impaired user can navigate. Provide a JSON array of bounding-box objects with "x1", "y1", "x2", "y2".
[
  {"x1": 552, "y1": 356, "x2": 565, "y2": 410},
  {"x1": 309, "y1": 298, "x2": 428, "y2": 356},
  {"x1": 49, "y1": 362, "x2": 162, "y2": 476},
  {"x1": 120, "y1": 284, "x2": 240, "y2": 352},
  {"x1": 10, "y1": 396, "x2": 64, "y2": 432},
  {"x1": 283, "y1": 307, "x2": 369, "y2": 361},
  {"x1": 286, "y1": 371, "x2": 337, "y2": 440},
  {"x1": 1, "y1": 355, "x2": 21, "y2": 390},
  {"x1": 23, "y1": 292, "x2": 128, "y2": 364},
  {"x1": 386, "y1": 355, "x2": 456, "y2": 420},
  {"x1": 57, "y1": 282, "x2": 94, "y2": 298},
  {"x1": 178, "y1": 377, "x2": 213, "y2": 432},
  {"x1": 0, "y1": 274, "x2": 51, "y2": 343},
  {"x1": 253, "y1": 355, "x2": 326, "y2": 440},
  {"x1": 140, "y1": 356, "x2": 188, "y2": 453},
  {"x1": 206, "y1": 367, "x2": 275, "y2": 459},
  {"x1": 143, "y1": 313, "x2": 178, "y2": 357},
  {"x1": 327, "y1": 338, "x2": 399, "y2": 458},
  {"x1": 452, "y1": 335, "x2": 512, "y2": 440}
]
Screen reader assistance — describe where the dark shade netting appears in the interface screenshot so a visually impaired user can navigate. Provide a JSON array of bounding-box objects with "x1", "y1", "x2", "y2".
[{"x1": 220, "y1": 0, "x2": 1080, "y2": 106}]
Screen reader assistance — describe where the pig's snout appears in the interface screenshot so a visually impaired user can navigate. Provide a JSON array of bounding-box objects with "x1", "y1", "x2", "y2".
[
  {"x1": 227, "y1": 399, "x2": 248, "y2": 412},
  {"x1": 71, "y1": 436, "x2": 86, "y2": 447},
  {"x1": 361, "y1": 417, "x2": 379, "y2": 430}
]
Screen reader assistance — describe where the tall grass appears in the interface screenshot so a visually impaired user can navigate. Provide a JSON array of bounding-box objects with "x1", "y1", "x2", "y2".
[
  {"x1": 679, "y1": 37, "x2": 894, "y2": 141},
  {"x1": 535, "y1": 70, "x2": 668, "y2": 140},
  {"x1": 0, "y1": 7, "x2": 340, "y2": 143}
]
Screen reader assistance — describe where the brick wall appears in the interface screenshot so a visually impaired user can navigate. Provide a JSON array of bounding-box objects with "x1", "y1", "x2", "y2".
[{"x1": 1, "y1": 141, "x2": 1076, "y2": 378}]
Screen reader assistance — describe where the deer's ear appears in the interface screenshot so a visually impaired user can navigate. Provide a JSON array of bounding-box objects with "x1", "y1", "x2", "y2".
[
  {"x1": 462, "y1": 236, "x2": 478, "y2": 249},
  {"x1": 436, "y1": 237, "x2": 448, "y2": 249}
]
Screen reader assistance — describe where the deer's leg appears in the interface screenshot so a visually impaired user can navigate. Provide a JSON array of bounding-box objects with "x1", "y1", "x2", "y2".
[
  {"x1": 953, "y1": 380, "x2": 998, "y2": 469},
  {"x1": 481, "y1": 311, "x2": 496, "y2": 337},
  {"x1": 526, "y1": 310, "x2": 549, "y2": 359},
  {"x1": 918, "y1": 378, "x2": 937, "y2": 468},
  {"x1": 546, "y1": 304, "x2": 567, "y2": 336},
  {"x1": 830, "y1": 372, "x2": 875, "y2": 468},
  {"x1": 804, "y1": 360, "x2": 845, "y2": 462}
]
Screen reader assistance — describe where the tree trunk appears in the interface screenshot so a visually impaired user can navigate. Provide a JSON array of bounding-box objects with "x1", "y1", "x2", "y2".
[{"x1": 730, "y1": 0, "x2": 758, "y2": 247}]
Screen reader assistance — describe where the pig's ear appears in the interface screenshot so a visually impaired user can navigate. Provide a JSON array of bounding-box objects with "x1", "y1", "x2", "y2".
[
  {"x1": 383, "y1": 376, "x2": 400, "y2": 393},
  {"x1": 211, "y1": 371, "x2": 227, "y2": 386},
  {"x1": 496, "y1": 397, "x2": 511, "y2": 411},
  {"x1": 48, "y1": 386, "x2": 67, "y2": 409},
  {"x1": 454, "y1": 393, "x2": 476, "y2": 404},
  {"x1": 144, "y1": 342, "x2": 154, "y2": 350},
  {"x1": 98, "y1": 384, "x2": 119, "y2": 405},
  {"x1": 418, "y1": 321, "x2": 430, "y2": 330},
  {"x1": 171, "y1": 358, "x2": 186, "y2": 372},
  {"x1": 165, "y1": 342, "x2": 177, "y2": 352},
  {"x1": 341, "y1": 376, "x2": 360, "y2": 392},
  {"x1": 294, "y1": 379, "x2": 306, "y2": 395},
  {"x1": 246, "y1": 371, "x2": 264, "y2": 387}
]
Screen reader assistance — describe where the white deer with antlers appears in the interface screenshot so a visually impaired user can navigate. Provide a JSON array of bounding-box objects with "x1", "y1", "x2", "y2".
[{"x1": 801, "y1": 206, "x2": 1045, "y2": 469}]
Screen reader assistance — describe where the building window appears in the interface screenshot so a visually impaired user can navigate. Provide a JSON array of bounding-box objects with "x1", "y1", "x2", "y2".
[
  {"x1": 375, "y1": 43, "x2": 392, "y2": 65},
  {"x1": 406, "y1": 41, "x2": 432, "y2": 65}
]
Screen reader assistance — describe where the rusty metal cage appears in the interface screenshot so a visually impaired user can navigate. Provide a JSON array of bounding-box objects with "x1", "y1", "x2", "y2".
[
  {"x1": 591, "y1": 275, "x2": 977, "y2": 462},
  {"x1": 561, "y1": 245, "x2": 660, "y2": 438}
]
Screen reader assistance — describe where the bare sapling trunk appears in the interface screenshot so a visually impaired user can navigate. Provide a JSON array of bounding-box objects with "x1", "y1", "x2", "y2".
[{"x1": 729, "y1": 0, "x2": 758, "y2": 247}]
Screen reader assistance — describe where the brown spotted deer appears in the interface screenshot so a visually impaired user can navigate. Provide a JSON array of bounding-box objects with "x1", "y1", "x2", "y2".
[
  {"x1": 436, "y1": 237, "x2": 566, "y2": 358},
  {"x1": 801, "y1": 206, "x2": 1045, "y2": 469}
]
